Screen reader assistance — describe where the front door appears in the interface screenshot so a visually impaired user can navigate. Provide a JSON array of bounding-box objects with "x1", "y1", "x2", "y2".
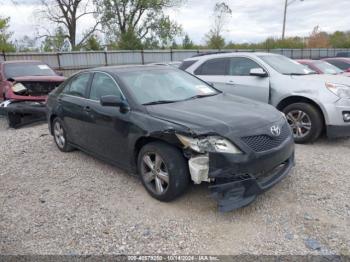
[
  {"x1": 84, "y1": 72, "x2": 130, "y2": 165},
  {"x1": 225, "y1": 57, "x2": 270, "y2": 103},
  {"x1": 194, "y1": 57, "x2": 270, "y2": 103}
]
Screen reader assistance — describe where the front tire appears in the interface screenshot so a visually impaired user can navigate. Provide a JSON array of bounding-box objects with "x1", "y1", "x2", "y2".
[
  {"x1": 137, "y1": 141, "x2": 190, "y2": 202},
  {"x1": 52, "y1": 118, "x2": 74, "y2": 152},
  {"x1": 283, "y1": 103, "x2": 323, "y2": 143}
]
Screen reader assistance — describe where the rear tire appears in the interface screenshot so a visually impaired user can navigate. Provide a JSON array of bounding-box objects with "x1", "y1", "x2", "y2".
[
  {"x1": 137, "y1": 141, "x2": 190, "y2": 202},
  {"x1": 283, "y1": 102, "x2": 323, "y2": 143},
  {"x1": 52, "y1": 117, "x2": 74, "y2": 152}
]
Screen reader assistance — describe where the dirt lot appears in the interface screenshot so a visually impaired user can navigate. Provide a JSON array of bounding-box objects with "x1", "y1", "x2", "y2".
[{"x1": 0, "y1": 117, "x2": 349, "y2": 256}]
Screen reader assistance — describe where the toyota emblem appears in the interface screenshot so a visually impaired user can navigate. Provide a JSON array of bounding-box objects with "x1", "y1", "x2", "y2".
[{"x1": 270, "y1": 125, "x2": 281, "y2": 136}]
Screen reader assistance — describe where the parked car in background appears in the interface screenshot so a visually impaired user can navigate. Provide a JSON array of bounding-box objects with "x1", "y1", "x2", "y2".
[
  {"x1": 336, "y1": 52, "x2": 350, "y2": 58},
  {"x1": 0, "y1": 60, "x2": 64, "y2": 101},
  {"x1": 46, "y1": 65, "x2": 295, "y2": 212},
  {"x1": 148, "y1": 61, "x2": 182, "y2": 68},
  {"x1": 0, "y1": 60, "x2": 65, "y2": 127},
  {"x1": 183, "y1": 52, "x2": 350, "y2": 143},
  {"x1": 323, "y1": 58, "x2": 350, "y2": 73},
  {"x1": 297, "y1": 59, "x2": 348, "y2": 75}
]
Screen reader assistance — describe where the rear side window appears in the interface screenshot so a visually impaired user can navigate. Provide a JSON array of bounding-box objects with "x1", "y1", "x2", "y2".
[
  {"x1": 63, "y1": 73, "x2": 91, "y2": 98},
  {"x1": 89, "y1": 72, "x2": 123, "y2": 101},
  {"x1": 179, "y1": 60, "x2": 197, "y2": 70},
  {"x1": 229, "y1": 57, "x2": 262, "y2": 76},
  {"x1": 194, "y1": 58, "x2": 229, "y2": 75}
]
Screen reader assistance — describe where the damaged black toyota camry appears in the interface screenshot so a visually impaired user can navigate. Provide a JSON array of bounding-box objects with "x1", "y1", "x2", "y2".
[{"x1": 47, "y1": 65, "x2": 295, "y2": 212}]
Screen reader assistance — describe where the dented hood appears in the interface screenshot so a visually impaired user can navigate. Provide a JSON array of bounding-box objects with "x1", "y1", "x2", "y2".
[
  {"x1": 291, "y1": 74, "x2": 350, "y2": 86},
  {"x1": 146, "y1": 93, "x2": 282, "y2": 136}
]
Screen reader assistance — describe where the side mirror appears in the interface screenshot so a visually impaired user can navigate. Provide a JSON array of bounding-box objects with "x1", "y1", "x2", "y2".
[
  {"x1": 100, "y1": 95, "x2": 129, "y2": 113},
  {"x1": 100, "y1": 95, "x2": 124, "y2": 107},
  {"x1": 250, "y1": 68, "x2": 268, "y2": 77},
  {"x1": 56, "y1": 70, "x2": 64, "y2": 76}
]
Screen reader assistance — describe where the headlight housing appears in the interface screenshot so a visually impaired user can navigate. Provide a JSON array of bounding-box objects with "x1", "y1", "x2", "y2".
[
  {"x1": 325, "y1": 82, "x2": 350, "y2": 98},
  {"x1": 176, "y1": 134, "x2": 242, "y2": 154}
]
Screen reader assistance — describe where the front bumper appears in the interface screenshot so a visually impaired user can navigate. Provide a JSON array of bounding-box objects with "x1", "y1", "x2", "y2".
[
  {"x1": 323, "y1": 98, "x2": 350, "y2": 138},
  {"x1": 208, "y1": 138, "x2": 295, "y2": 212},
  {"x1": 0, "y1": 100, "x2": 47, "y2": 128},
  {"x1": 327, "y1": 125, "x2": 350, "y2": 138}
]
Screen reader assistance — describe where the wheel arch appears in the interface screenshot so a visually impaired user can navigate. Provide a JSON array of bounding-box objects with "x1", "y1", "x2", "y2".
[
  {"x1": 133, "y1": 135, "x2": 183, "y2": 167},
  {"x1": 276, "y1": 95, "x2": 326, "y2": 125},
  {"x1": 49, "y1": 114, "x2": 57, "y2": 135}
]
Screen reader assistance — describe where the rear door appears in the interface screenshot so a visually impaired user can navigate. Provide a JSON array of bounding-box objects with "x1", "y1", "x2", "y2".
[
  {"x1": 225, "y1": 57, "x2": 270, "y2": 103},
  {"x1": 193, "y1": 58, "x2": 230, "y2": 91},
  {"x1": 58, "y1": 73, "x2": 92, "y2": 147}
]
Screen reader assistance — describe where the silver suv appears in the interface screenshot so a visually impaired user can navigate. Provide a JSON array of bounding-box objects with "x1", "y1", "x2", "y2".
[{"x1": 182, "y1": 52, "x2": 350, "y2": 143}]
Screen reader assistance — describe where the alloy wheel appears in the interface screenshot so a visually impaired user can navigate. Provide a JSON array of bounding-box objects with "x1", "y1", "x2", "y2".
[
  {"x1": 54, "y1": 121, "x2": 65, "y2": 149},
  {"x1": 286, "y1": 110, "x2": 312, "y2": 138},
  {"x1": 141, "y1": 152, "x2": 169, "y2": 195}
]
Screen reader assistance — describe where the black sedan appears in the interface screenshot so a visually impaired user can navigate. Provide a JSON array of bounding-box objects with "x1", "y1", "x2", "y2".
[{"x1": 46, "y1": 66, "x2": 295, "y2": 212}]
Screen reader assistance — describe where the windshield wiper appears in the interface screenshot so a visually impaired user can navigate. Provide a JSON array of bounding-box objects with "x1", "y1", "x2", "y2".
[
  {"x1": 184, "y1": 93, "x2": 218, "y2": 101},
  {"x1": 142, "y1": 100, "x2": 179, "y2": 105}
]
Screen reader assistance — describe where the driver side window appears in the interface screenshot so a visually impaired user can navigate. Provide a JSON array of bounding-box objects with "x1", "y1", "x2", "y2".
[
  {"x1": 229, "y1": 57, "x2": 263, "y2": 76},
  {"x1": 89, "y1": 72, "x2": 123, "y2": 101}
]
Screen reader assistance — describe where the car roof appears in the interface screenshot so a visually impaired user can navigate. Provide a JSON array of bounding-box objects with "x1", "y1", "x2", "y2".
[
  {"x1": 84, "y1": 64, "x2": 176, "y2": 74},
  {"x1": 297, "y1": 59, "x2": 314, "y2": 62},
  {"x1": 0, "y1": 60, "x2": 43, "y2": 64},
  {"x1": 324, "y1": 57, "x2": 350, "y2": 62},
  {"x1": 184, "y1": 52, "x2": 280, "y2": 61}
]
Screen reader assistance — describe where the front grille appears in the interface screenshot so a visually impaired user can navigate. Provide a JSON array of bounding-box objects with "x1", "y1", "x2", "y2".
[
  {"x1": 241, "y1": 122, "x2": 290, "y2": 152},
  {"x1": 21, "y1": 82, "x2": 60, "y2": 96}
]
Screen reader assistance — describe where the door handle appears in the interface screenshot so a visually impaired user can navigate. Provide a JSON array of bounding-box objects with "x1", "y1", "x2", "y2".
[
  {"x1": 226, "y1": 80, "x2": 235, "y2": 86},
  {"x1": 84, "y1": 106, "x2": 91, "y2": 112}
]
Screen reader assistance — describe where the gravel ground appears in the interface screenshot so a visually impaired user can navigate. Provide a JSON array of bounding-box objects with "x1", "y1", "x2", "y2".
[{"x1": 0, "y1": 117, "x2": 349, "y2": 256}]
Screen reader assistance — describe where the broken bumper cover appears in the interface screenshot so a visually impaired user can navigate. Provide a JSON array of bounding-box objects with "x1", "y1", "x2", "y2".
[
  {"x1": 208, "y1": 139, "x2": 295, "y2": 212},
  {"x1": 0, "y1": 100, "x2": 47, "y2": 128}
]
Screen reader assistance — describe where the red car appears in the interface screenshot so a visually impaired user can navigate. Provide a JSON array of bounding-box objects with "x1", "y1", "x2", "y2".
[
  {"x1": 0, "y1": 61, "x2": 65, "y2": 127},
  {"x1": 297, "y1": 59, "x2": 344, "y2": 74},
  {"x1": 0, "y1": 60, "x2": 65, "y2": 101},
  {"x1": 322, "y1": 58, "x2": 350, "y2": 73}
]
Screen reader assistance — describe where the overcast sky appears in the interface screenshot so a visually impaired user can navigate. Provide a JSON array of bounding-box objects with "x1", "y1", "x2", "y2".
[{"x1": 1, "y1": 0, "x2": 350, "y2": 44}]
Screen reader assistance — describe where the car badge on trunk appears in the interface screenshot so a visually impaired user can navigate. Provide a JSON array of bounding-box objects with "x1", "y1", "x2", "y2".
[{"x1": 270, "y1": 125, "x2": 281, "y2": 136}]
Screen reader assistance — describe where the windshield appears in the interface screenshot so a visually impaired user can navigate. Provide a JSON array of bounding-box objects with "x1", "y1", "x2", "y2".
[
  {"x1": 259, "y1": 55, "x2": 315, "y2": 75},
  {"x1": 313, "y1": 61, "x2": 344, "y2": 74},
  {"x1": 4, "y1": 63, "x2": 57, "y2": 78},
  {"x1": 118, "y1": 69, "x2": 219, "y2": 105}
]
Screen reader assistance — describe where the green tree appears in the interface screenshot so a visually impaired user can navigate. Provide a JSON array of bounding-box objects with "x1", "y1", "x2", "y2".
[
  {"x1": 329, "y1": 31, "x2": 350, "y2": 48},
  {"x1": 96, "y1": 0, "x2": 183, "y2": 49},
  {"x1": 205, "y1": 2, "x2": 232, "y2": 49},
  {"x1": 0, "y1": 16, "x2": 15, "y2": 52},
  {"x1": 182, "y1": 34, "x2": 195, "y2": 49},
  {"x1": 83, "y1": 34, "x2": 103, "y2": 51},
  {"x1": 41, "y1": 26, "x2": 66, "y2": 51}
]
